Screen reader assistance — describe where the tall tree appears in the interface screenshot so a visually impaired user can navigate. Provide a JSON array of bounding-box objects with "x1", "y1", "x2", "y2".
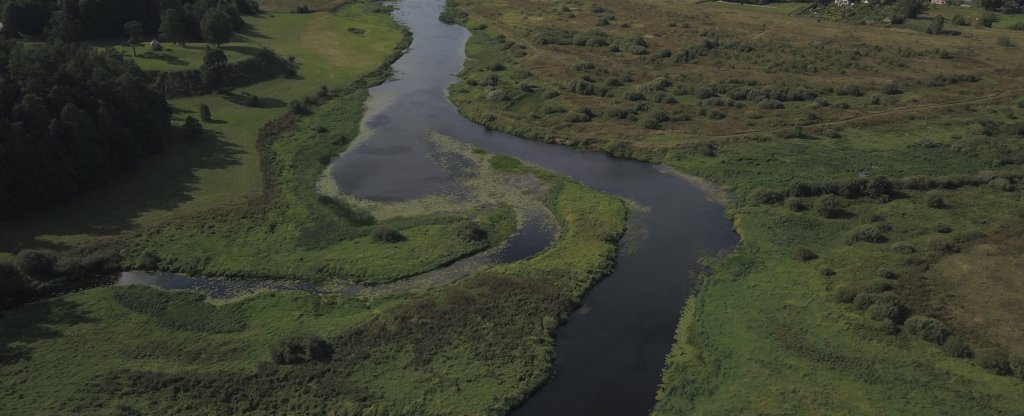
[
  {"x1": 158, "y1": 8, "x2": 187, "y2": 46},
  {"x1": 124, "y1": 20, "x2": 144, "y2": 56},
  {"x1": 46, "y1": 10, "x2": 82, "y2": 42},
  {"x1": 200, "y1": 9, "x2": 232, "y2": 46}
]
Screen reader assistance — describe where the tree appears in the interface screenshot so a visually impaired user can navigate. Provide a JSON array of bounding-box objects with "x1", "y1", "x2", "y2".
[
  {"x1": 124, "y1": 20, "x2": 144, "y2": 56},
  {"x1": 203, "y1": 48, "x2": 228, "y2": 67},
  {"x1": 46, "y1": 10, "x2": 82, "y2": 42},
  {"x1": 927, "y1": 15, "x2": 945, "y2": 35},
  {"x1": 979, "y1": 0, "x2": 1005, "y2": 10},
  {"x1": 159, "y1": 8, "x2": 188, "y2": 46},
  {"x1": 182, "y1": 116, "x2": 203, "y2": 140},
  {"x1": 199, "y1": 104, "x2": 212, "y2": 122},
  {"x1": 200, "y1": 9, "x2": 233, "y2": 46}
]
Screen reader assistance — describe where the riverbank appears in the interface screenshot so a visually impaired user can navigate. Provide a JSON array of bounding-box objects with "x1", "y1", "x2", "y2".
[{"x1": 444, "y1": 0, "x2": 1024, "y2": 413}]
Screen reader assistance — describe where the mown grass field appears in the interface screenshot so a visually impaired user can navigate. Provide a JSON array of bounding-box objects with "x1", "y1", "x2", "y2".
[
  {"x1": 0, "y1": 156, "x2": 628, "y2": 415},
  {"x1": 445, "y1": 0, "x2": 1024, "y2": 412}
]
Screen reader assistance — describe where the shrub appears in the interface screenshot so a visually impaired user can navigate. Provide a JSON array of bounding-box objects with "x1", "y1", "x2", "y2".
[
  {"x1": 877, "y1": 268, "x2": 897, "y2": 279},
  {"x1": 271, "y1": 335, "x2": 332, "y2": 365},
  {"x1": 820, "y1": 265, "x2": 836, "y2": 277},
  {"x1": 997, "y1": 36, "x2": 1010, "y2": 47},
  {"x1": 566, "y1": 111, "x2": 591, "y2": 123},
  {"x1": 569, "y1": 78, "x2": 596, "y2": 95},
  {"x1": 182, "y1": 116, "x2": 203, "y2": 140},
  {"x1": 891, "y1": 241, "x2": 915, "y2": 254},
  {"x1": 749, "y1": 188, "x2": 784, "y2": 204},
  {"x1": 245, "y1": 94, "x2": 261, "y2": 107},
  {"x1": 833, "y1": 285, "x2": 857, "y2": 303},
  {"x1": 853, "y1": 292, "x2": 890, "y2": 310},
  {"x1": 951, "y1": 14, "x2": 967, "y2": 26},
  {"x1": 926, "y1": 192, "x2": 946, "y2": 208},
  {"x1": 1010, "y1": 353, "x2": 1024, "y2": 379},
  {"x1": 486, "y1": 90, "x2": 507, "y2": 102},
  {"x1": 823, "y1": 129, "x2": 841, "y2": 139},
  {"x1": 977, "y1": 348, "x2": 1011, "y2": 375},
  {"x1": 943, "y1": 336, "x2": 973, "y2": 358},
  {"x1": 793, "y1": 248, "x2": 818, "y2": 262},
  {"x1": 935, "y1": 223, "x2": 952, "y2": 233},
  {"x1": 866, "y1": 302, "x2": 901, "y2": 322},
  {"x1": 759, "y1": 99, "x2": 784, "y2": 110},
  {"x1": 370, "y1": 227, "x2": 404, "y2": 243},
  {"x1": 15, "y1": 250, "x2": 55, "y2": 281},
  {"x1": 815, "y1": 195, "x2": 840, "y2": 219},
  {"x1": 625, "y1": 44, "x2": 648, "y2": 55},
  {"x1": 694, "y1": 87, "x2": 716, "y2": 99},
  {"x1": 927, "y1": 236, "x2": 959, "y2": 253},
  {"x1": 656, "y1": 48, "x2": 672, "y2": 58},
  {"x1": 288, "y1": 100, "x2": 307, "y2": 114},
  {"x1": 454, "y1": 221, "x2": 488, "y2": 242},
  {"x1": 623, "y1": 91, "x2": 646, "y2": 101},
  {"x1": 838, "y1": 85, "x2": 863, "y2": 97},
  {"x1": 784, "y1": 197, "x2": 805, "y2": 212},
  {"x1": 904, "y1": 315, "x2": 951, "y2": 345},
  {"x1": 880, "y1": 82, "x2": 901, "y2": 95},
  {"x1": 199, "y1": 104, "x2": 212, "y2": 122}
]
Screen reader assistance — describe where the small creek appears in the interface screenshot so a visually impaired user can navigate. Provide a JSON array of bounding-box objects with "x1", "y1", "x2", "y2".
[{"x1": 119, "y1": 0, "x2": 738, "y2": 413}]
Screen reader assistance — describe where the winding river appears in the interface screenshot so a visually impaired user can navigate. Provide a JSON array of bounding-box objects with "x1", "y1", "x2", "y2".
[{"x1": 120, "y1": 0, "x2": 738, "y2": 414}]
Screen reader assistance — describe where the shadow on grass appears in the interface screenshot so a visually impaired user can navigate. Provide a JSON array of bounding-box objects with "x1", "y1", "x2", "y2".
[
  {"x1": 0, "y1": 131, "x2": 246, "y2": 253},
  {"x1": 221, "y1": 91, "x2": 287, "y2": 109},
  {"x1": 221, "y1": 45, "x2": 266, "y2": 57},
  {"x1": 135, "y1": 51, "x2": 189, "y2": 66},
  {"x1": 0, "y1": 298, "x2": 94, "y2": 364}
]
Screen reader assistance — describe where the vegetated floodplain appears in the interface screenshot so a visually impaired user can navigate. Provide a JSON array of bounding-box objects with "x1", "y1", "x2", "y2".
[
  {"x1": 0, "y1": 155, "x2": 627, "y2": 415},
  {"x1": 0, "y1": 2, "x2": 500, "y2": 285},
  {"x1": 443, "y1": 0, "x2": 1024, "y2": 413}
]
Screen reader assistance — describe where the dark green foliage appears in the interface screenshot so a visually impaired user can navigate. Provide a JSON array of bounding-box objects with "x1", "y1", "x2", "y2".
[
  {"x1": 46, "y1": 10, "x2": 81, "y2": 42},
  {"x1": 942, "y1": 336, "x2": 973, "y2": 358},
  {"x1": 891, "y1": 241, "x2": 915, "y2": 254},
  {"x1": 200, "y1": 9, "x2": 233, "y2": 45},
  {"x1": 569, "y1": 78, "x2": 598, "y2": 96},
  {"x1": 112, "y1": 286, "x2": 247, "y2": 333},
  {"x1": 182, "y1": 116, "x2": 203, "y2": 140},
  {"x1": 295, "y1": 5, "x2": 312, "y2": 14},
  {"x1": 819, "y1": 265, "x2": 836, "y2": 276},
  {"x1": 289, "y1": 100, "x2": 308, "y2": 114},
  {"x1": 815, "y1": 195, "x2": 840, "y2": 219},
  {"x1": 952, "y1": 14, "x2": 967, "y2": 26},
  {"x1": 159, "y1": 8, "x2": 188, "y2": 45},
  {"x1": 833, "y1": 285, "x2": 858, "y2": 303},
  {"x1": 792, "y1": 247, "x2": 817, "y2": 261},
  {"x1": 370, "y1": 226, "x2": 404, "y2": 243},
  {"x1": 866, "y1": 302, "x2": 901, "y2": 322},
  {"x1": 0, "y1": 41, "x2": 170, "y2": 219},
  {"x1": 904, "y1": 315, "x2": 951, "y2": 345},
  {"x1": 454, "y1": 221, "x2": 488, "y2": 242},
  {"x1": 880, "y1": 82, "x2": 901, "y2": 95},
  {"x1": 926, "y1": 192, "x2": 946, "y2": 208},
  {"x1": 927, "y1": 15, "x2": 945, "y2": 35},
  {"x1": 1010, "y1": 353, "x2": 1024, "y2": 379},
  {"x1": 271, "y1": 335, "x2": 333, "y2": 365},
  {"x1": 838, "y1": 84, "x2": 863, "y2": 97},
  {"x1": 977, "y1": 348, "x2": 1012, "y2": 375},
  {"x1": 997, "y1": 36, "x2": 1011, "y2": 47},
  {"x1": 784, "y1": 197, "x2": 806, "y2": 212},
  {"x1": 749, "y1": 188, "x2": 784, "y2": 204},
  {"x1": 0, "y1": 262, "x2": 31, "y2": 309},
  {"x1": 15, "y1": 249, "x2": 54, "y2": 281},
  {"x1": 199, "y1": 104, "x2": 212, "y2": 122},
  {"x1": 848, "y1": 225, "x2": 886, "y2": 243}
]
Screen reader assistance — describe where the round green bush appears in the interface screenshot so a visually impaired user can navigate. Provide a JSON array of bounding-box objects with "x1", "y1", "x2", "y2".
[
  {"x1": 15, "y1": 250, "x2": 55, "y2": 281},
  {"x1": 454, "y1": 221, "x2": 488, "y2": 243},
  {"x1": 370, "y1": 227, "x2": 404, "y2": 243},
  {"x1": 904, "y1": 315, "x2": 951, "y2": 345},
  {"x1": 942, "y1": 336, "x2": 973, "y2": 358}
]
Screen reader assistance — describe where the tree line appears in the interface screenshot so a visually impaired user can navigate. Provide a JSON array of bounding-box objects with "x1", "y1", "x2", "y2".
[
  {"x1": 0, "y1": 40, "x2": 172, "y2": 219},
  {"x1": 0, "y1": 0, "x2": 258, "y2": 43}
]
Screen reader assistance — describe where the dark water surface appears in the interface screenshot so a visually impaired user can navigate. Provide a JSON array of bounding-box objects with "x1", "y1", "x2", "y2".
[{"x1": 121, "y1": 0, "x2": 737, "y2": 413}]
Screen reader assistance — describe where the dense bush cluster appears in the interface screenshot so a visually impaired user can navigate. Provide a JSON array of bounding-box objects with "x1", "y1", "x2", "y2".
[{"x1": 0, "y1": 41, "x2": 171, "y2": 219}]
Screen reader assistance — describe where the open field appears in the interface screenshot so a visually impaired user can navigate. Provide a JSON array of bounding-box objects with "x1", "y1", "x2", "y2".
[{"x1": 446, "y1": 0, "x2": 1024, "y2": 412}]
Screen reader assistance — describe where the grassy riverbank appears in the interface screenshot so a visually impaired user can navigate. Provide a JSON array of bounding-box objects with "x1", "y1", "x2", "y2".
[
  {"x1": 0, "y1": 158, "x2": 626, "y2": 414},
  {"x1": 0, "y1": 2, "x2": 515, "y2": 284},
  {"x1": 443, "y1": 0, "x2": 1024, "y2": 412}
]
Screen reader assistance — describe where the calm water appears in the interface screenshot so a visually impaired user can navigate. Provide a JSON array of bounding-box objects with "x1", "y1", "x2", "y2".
[{"x1": 120, "y1": 0, "x2": 737, "y2": 413}]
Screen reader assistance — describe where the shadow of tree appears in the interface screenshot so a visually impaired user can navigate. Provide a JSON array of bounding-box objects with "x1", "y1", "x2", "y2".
[
  {"x1": 0, "y1": 298, "x2": 94, "y2": 364},
  {"x1": 0, "y1": 130, "x2": 246, "y2": 253},
  {"x1": 136, "y1": 51, "x2": 188, "y2": 66},
  {"x1": 221, "y1": 91, "x2": 287, "y2": 109}
]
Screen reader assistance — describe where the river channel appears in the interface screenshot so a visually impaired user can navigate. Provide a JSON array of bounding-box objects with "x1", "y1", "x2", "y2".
[{"x1": 120, "y1": 0, "x2": 738, "y2": 413}]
